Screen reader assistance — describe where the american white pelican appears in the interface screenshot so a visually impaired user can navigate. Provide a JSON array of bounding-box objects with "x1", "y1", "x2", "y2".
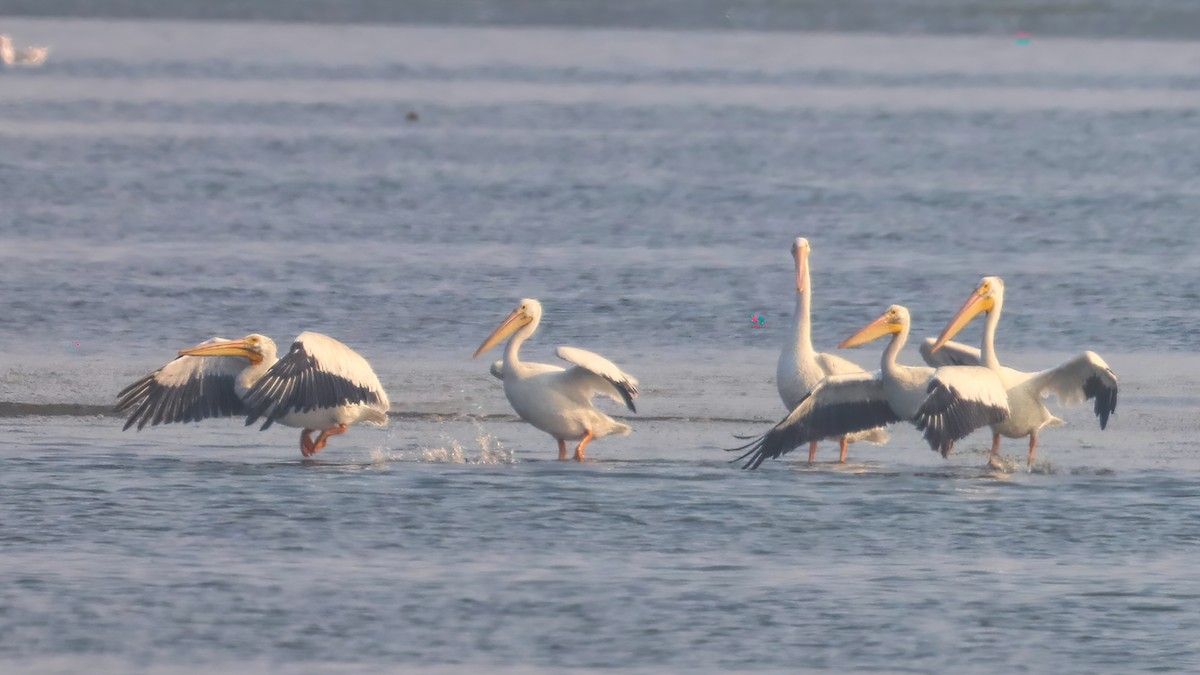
[
  {"x1": 116, "y1": 332, "x2": 389, "y2": 456},
  {"x1": 926, "y1": 276, "x2": 1118, "y2": 466},
  {"x1": 473, "y1": 298, "x2": 638, "y2": 461},
  {"x1": 777, "y1": 237, "x2": 888, "y2": 462},
  {"x1": 732, "y1": 305, "x2": 1009, "y2": 469},
  {"x1": 0, "y1": 35, "x2": 48, "y2": 66}
]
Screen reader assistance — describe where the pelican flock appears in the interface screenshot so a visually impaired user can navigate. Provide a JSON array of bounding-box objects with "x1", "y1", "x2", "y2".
[
  {"x1": 473, "y1": 298, "x2": 639, "y2": 461},
  {"x1": 107, "y1": 242, "x2": 1116, "y2": 470},
  {"x1": 0, "y1": 34, "x2": 49, "y2": 66},
  {"x1": 116, "y1": 332, "x2": 389, "y2": 456},
  {"x1": 924, "y1": 276, "x2": 1118, "y2": 466},
  {"x1": 733, "y1": 305, "x2": 1011, "y2": 469},
  {"x1": 777, "y1": 238, "x2": 888, "y2": 463}
]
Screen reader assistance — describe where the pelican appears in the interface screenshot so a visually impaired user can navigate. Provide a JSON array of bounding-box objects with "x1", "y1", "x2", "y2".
[
  {"x1": 473, "y1": 298, "x2": 638, "y2": 461},
  {"x1": 732, "y1": 305, "x2": 1009, "y2": 469},
  {"x1": 0, "y1": 35, "x2": 49, "y2": 66},
  {"x1": 926, "y1": 276, "x2": 1118, "y2": 466},
  {"x1": 777, "y1": 238, "x2": 889, "y2": 462},
  {"x1": 116, "y1": 332, "x2": 389, "y2": 456}
]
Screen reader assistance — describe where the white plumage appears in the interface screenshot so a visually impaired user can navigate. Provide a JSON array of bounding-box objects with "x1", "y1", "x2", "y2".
[
  {"x1": 927, "y1": 276, "x2": 1118, "y2": 466},
  {"x1": 474, "y1": 298, "x2": 638, "y2": 461},
  {"x1": 733, "y1": 305, "x2": 1009, "y2": 469},
  {"x1": 776, "y1": 237, "x2": 888, "y2": 462},
  {"x1": 116, "y1": 332, "x2": 389, "y2": 456}
]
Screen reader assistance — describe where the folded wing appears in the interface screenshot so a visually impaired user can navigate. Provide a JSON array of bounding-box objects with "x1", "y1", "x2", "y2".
[{"x1": 919, "y1": 338, "x2": 982, "y2": 368}]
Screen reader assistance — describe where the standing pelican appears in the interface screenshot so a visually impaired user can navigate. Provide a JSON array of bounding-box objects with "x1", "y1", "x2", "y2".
[
  {"x1": 473, "y1": 299, "x2": 638, "y2": 461},
  {"x1": 732, "y1": 305, "x2": 1009, "y2": 469},
  {"x1": 116, "y1": 332, "x2": 389, "y2": 456},
  {"x1": 777, "y1": 238, "x2": 888, "y2": 462},
  {"x1": 926, "y1": 276, "x2": 1118, "y2": 466}
]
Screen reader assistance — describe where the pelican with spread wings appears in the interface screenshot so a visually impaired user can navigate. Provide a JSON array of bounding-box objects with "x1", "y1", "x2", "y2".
[
  {"x1": 924, "y1": 276, "x2": 1118, "y2": 466},
  {"x1": 732, "y1": 305, "x2": 1010, "y2": 469},
  {"x1": 116, "y1": 332, "x2": 389, "y2": 456},
  {"x1": 473, "y1": 298, "x2": 638, "y2": 461}
]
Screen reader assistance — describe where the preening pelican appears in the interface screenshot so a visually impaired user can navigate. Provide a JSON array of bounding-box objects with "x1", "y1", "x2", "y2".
[
  {"x1": 473, "y1": 298, "x2": 638, "y2": 461},
  {"x1": 777, "y1": 238, "x2": 888, "y2": 462},
  {"x1": 732, "y1": 305, "x2": 1009, "y2": 469},
  {"x1": 116, "y1": 332, "x2": 389, "y2": 456},
  {"x1": 0, "y1": 35, "x2": 49, "y2": 66},
  {"x1": 926, "y1": 276, "x2": 1118, "y2": 466}
]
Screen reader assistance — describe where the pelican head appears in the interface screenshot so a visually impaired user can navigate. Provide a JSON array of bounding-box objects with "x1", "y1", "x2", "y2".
[
  {"x1": 930, "y1": 276, "x2": 1005, "y2": 352},
  {"x1": 179, "y1": 333, "x2": 277, "y2": 364},
  {"x1": 791, "y1": 237, "x2": 811, "y2": 293},
  {"x1": 473, "y1": 298, "x2": 542, "y2": 357},
  {"x1": 839, "y1": 305, "x2": 909, "y2": 348}
]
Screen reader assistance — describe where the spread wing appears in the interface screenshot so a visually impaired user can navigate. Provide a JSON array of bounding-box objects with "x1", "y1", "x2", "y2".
[
  {"x1": 243, "y1": 332, "x2": 390, "y2": 430},
  {"x1": 1027, "y1": 351, "x2": 1118, "y2": 429},
  {"x1": 919, "y1": 338, "x2": 982, "y2": 368},
  {"x1": 555, "y1": 346, "x2": 639, "y2": 413},
  {"x1": 115, "y1": 338, "x2": 247, "y2": 431},
  {"x1": 729, "y1": 372, "x2": 901, "y2": 469},
  {"x1": 913, "y1": 366, "x2": 1010, "y2": 457}
]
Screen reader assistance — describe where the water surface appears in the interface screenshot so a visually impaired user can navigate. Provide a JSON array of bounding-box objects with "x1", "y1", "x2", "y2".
[{"x1": 1, "y1": 17, "x2": 1198, "y2": 674}]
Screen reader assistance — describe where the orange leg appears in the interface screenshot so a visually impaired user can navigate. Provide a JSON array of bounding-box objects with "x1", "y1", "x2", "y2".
[
  {"x1": 557, "y1": 439, "x2": 568, "y2": 461},
  {"x1": 299, "y1": 429, "x2": 316, "y2": 456},
  {"x1": 307, "y1": 423, "x2": 349, "y2": 456},
  {"x1": 807, "y1": 440, "x2": 818, "y2": 463},
  {"x1": 838, "y1": 437, "x2": 849, "y2": 463},
  {"x1": 1027, "y1": 433, "x2": 1038, "y2": 467},
  {"x1": 988, "y1": 432, "x2": 1003, "y2": 468},
  {"x1": 573, "y1": 429, "x2": 594, "y2": 462}
]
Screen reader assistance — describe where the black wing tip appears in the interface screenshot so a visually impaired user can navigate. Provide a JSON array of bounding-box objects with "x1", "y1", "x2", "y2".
[
  {"x1": 723, "y1": 432, "x2": 773, "y2": 469},
  {"x1": 242, "y1": 407, "x2": 273, "y2": 429},
  {"x1": 242, "y1": 343, "x2": 383, "y2": 429},
  {"x1": 917, "y1": 379, "x2": 1008, "y2": 455},
  {"x1": 608, "y1": 377, "x2": 638, "y2": 413},
  {"x1": 1083, "y1": 374, "x2": 1118, "y2": 430},
  {"x1": 116, "y1": 373, "x2": 153, "y2": 400}
]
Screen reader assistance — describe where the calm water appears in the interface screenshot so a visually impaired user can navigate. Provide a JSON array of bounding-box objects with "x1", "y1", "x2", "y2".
[{"x1": 2, "y1": 14, "x2": 1200, "y2": 674}]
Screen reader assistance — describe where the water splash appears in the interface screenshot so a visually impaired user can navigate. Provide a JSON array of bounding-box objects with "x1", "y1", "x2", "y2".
[
  {"x1": 420, "y1": 431, "x2": 514, "y2": 465},
  {"x1": 367, "y1": 423, "x2": 515, "y2": 465},
  {"x1": 985, "y1": 454, "x2": 1058, "y2": 475}
]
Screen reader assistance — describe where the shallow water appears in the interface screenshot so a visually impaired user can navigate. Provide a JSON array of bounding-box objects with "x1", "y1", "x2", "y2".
[{"x1": 1, "y1": 16, "x2": 1199, "y2": 674}]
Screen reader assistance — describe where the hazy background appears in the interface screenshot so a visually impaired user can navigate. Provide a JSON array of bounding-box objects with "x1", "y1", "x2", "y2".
[{"x1": 8, "y1": 0, "x2": 1200, "y2": 40}]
